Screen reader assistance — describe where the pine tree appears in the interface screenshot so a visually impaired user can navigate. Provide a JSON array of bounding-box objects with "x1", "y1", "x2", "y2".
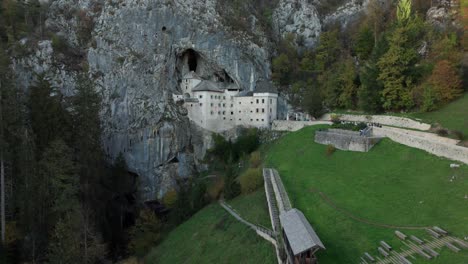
[{"x1": 338, "y1": 57, "x2": 358, "y2": 109}]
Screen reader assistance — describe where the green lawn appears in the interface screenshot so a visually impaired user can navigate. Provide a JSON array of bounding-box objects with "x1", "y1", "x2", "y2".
[
  {"x1": 265, "y1": 125, "x2": 468, "y2": 263},
  {"x1": 410, "y1": 93, "x2": 468, "y2": 136},
  {"x1": 145, "y1": 203, "x2": 276, "y2": 264},
  {"x1": 227, "y1": 189, "x2": 272, "y2": 229}
]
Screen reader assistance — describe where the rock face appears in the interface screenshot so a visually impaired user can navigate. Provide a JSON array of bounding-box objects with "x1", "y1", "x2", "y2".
[
  {"x1": 273, "y1": 0, "x2": 322, "y2": 48},
  {"x1": 426, "y1": 0, "x2": 460, "y2": 29},
  {"x1": 272, "y1": 0, "x2": 370, "y2": 48},
  {"x1": 12, "y1": 0, "x2": 367, "y2": 201}
]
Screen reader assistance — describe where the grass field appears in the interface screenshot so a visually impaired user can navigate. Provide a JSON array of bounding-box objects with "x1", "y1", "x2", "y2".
[
  {"x1": 410, "y1": 93, "x2": 468, "y2": 136},
  {"x1": 145, "y1": 203, "x2": 276, "y2": 264},
  {"x1": 227, "y1": 189, "x2": 272, "y2": 228},
  {"x1": 265, "y1": 125, "x2": 468, "y2": 263}
]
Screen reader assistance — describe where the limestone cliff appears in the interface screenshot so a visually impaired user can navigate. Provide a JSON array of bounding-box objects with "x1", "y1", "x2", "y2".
[{"x1": 12, "y1": 0, "x2": 368, "y2": 201}]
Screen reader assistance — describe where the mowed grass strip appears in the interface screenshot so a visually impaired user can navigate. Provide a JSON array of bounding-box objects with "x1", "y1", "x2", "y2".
[
  {"x1": 265, "y1": 125, "x2": 468, "y2": 263},
  {"x1": 145, "y1": 204, "x2": 276, "y2": 264}
]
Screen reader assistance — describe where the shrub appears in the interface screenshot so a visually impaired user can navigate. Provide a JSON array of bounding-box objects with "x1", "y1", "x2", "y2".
[
  {"x1": 436, "y1": 128, "x2": 449, "y2": 137},
  {"x1": 249, "y1": 151, "x2": 262, "y2": 168},
  {"x1": 51, "y1": 34, "x2": 68, "y2": 53},
  {"x1": 224, "y1": 166, "x2": 241, "y2": 200},
  {"x1": 207, "y1": 177, "x2": 224, "y2": 201},
  {"x1": 452, "y1": 130, "x2": 465, "y2": 140},
  {"x1": 162, "y1": 189, "x2": 177, "y2": 208},
  {"x1": 239, "y1": 168, "x2": 263, "y2": 194},
  {"x1": 326, "y1": 144, "x2": 336, "y2": 156},
  {"x1": 331, "y1": 114, "x2": 341, "y2": 124}
]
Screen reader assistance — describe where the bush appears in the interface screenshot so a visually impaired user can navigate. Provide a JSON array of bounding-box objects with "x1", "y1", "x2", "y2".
[
  {"x1": 249, "y1": 151, "x2": 262, "y2": 168},
  {"x1": 207, "y1": 177, "x2": 224, "y2": 201},
  {"x1": 330, "y1": 114, "x2": 341, "y2": 124},
  {"x1": 224, "y1": 166, "x2": 241, "y2": 200},
  {"x1": 51, "y1": 34, "x2": 68, "y2": 53},
  {"x1": 326, "y1": 144, "x2": 336, "y2": 156},
  {"x1": 239, "y1": 168, "x2": 263, "y2": 194},
  {"x1": 436, "y1": 128, "x2": 449, "y2": 137},
  {"x1": 451, "y1": 130, "x2": 465, "y2": 140},
  {"x1": 162, "y1": 189, "x2": 177, "y2": 208}
]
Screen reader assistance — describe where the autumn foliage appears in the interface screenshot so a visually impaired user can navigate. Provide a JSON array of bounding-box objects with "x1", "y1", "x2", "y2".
[{"x1": 429, "y1": 60, "x2": 463, "y2": 104}]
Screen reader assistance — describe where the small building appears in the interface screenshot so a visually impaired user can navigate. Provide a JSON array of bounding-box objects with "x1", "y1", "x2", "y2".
[
  {"x1": 173, "y1": 71, "x2": 278, "y2": 133},
  {"x1": 280, "y1": 209, "x2": 325, "y2": 264}
]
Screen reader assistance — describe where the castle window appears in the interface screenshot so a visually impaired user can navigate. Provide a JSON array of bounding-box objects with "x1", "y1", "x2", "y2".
[
  {"x1": 270, "y1": 99, "x2": 272, "y2": 104},
  {"x1": 250, "y1": 119, "x2": 253, "y2": 121},
  {"x1": 223, "y1": 117, "x2": 226, "y2": 120},
  {"x1": 256, "y1": 108, "x2": 259, "y2": 113},
  {"x1": 218, "y1": 111, "x2": 221, "y2": 115},
  {"x1": 211, "y1": 111, "x2": 214, "y2": 115},
  {"x1": 251, "y1": 101, "x2": 253, "y2": 104},
  {"x1": 270, "y1": 108, "x2": 272, "y2": 113},
  {"x1": 239, "y1": 118, "x2": 242, "y2": 121},
  {"x1": 223, "y1": 96, "x2": 226, "y2": 99},
  {"x1": 223, "y1": 103, "x2": 225, "y2": 107},
  {"x1": 199, "y1": 95, "x2": 203, "y2": 99},
  {"x1": 200, "y1": 103, "x2": 203, "y2": 106},
  {"x1": 256, "y1": 119, "x2": 259, "y2": 121},
  {"x1": 262, "y1": 119, "x2": 264, "y2": 121},
  {"x1": 239, "y1": 111, "x2": 241, "y2": 113},
  {"x1": 223, "y1": 111, "x2": 225, "y2": 115},
  {"x1": 218, "y1": 103, "x2": 221, "y2": 107},
  {"x1": 231, "y1": 104, "x2": 233, "y2": 107},
  {"x1": 211, "y1": 103, "x2": 213, "y2": 106},
  {"x1": 231, "y1": 111, "x2": 234, "y2": 115},
  {"x1": 239, "y1": 102, "x2": 241, "y2": 104},
  {"x1": 262, "y1": 99, "x2": 265, "y2": 103},
  {"x1": 211, "y1": 95, "x2": 213, "y2": 99},
  {"x1": 256, "y1": 99, "x2": 259, "y2": 104},
  {"x1": 262, "y1": 108, "x2": 265, "y2": 113}
]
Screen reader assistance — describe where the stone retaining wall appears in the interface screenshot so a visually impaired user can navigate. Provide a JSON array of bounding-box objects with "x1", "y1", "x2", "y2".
[
  {"x1": 272, "y1": 120, "x2": 331, "y2": 131},
  {"x1": 372, "y1": 127, "x2": 468, "y2": 164},
  {"x1": 315, "y1": 129, "x2": 382, "y2": 152},
  {"x1": 320, "y1": 114, "x2": 431, "y2": 131}
]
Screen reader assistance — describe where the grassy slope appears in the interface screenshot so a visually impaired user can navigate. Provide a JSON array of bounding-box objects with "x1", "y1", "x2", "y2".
[
  {"x1": 227, "y1": 189, "x2": 272, "y2": 229},
  {"x1": 145, "y1": 203, "x2": 276, "y2": 264},
  {"x1": 265, "y1": 125, "x2": 468, "y2": 263},
  {"x1": 410, "y1": 93, "x2": 468, "y2": 135}
]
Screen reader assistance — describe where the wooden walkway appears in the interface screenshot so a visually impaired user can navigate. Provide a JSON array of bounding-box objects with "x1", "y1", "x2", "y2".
[{"x1": 219, "y1": 200, "x2": 276, "y2": 244}]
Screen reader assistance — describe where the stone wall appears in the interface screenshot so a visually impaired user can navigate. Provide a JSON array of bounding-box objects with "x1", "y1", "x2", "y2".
[
  {"x1": 315, "y1": 129, "x2": 382, "y2": 152},
  {"x1": 372, "y1": 127, "x2": 468, "y2": 164},
  {"x1": 272, "y1": 120, "x2": 332, "y2": 131},
  {"x1": 320, "y1": 114, "x2": 431, "y2": 131}
]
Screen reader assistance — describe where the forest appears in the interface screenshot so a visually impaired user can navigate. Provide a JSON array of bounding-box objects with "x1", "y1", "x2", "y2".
[{"x1": 272, "y1": 0, "x2": 465, "y2": 117}]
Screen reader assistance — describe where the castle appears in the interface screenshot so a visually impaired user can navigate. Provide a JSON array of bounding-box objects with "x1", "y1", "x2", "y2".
[{"x1": 173, "y1": 71, "x2": 278, "y2": 133}]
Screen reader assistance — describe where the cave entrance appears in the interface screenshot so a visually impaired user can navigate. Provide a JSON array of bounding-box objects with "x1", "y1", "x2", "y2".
[{"x1": 186, "y1": 49, "x2": 198, "y2": 72}]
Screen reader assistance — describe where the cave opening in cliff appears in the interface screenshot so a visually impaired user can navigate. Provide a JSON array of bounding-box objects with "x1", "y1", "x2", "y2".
[{"x1": 186, "y1": 49, "x2": 198, "y2": 72}]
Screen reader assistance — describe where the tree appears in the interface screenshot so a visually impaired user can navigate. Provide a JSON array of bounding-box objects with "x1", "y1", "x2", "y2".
[
  {"x1": 224, "y1": 166, "x2": 240, "y2": 200},
  {"x1": 314, "y1": 30, "x2": 341, "y2": 73},
  {"x1": 428, "y1": 60, "x2": 463, "y2": 104},
  {"x1": 397, "y1": 0, "x2": 412, "y2": 24},
  {"x1": 353, "y1": 25, "x2": 374, "y2": 60},
  {"x1": 377, "y1": 27, "x2": 418, "y2": 111},
  {"x1": 128, "y1": 209, "x2": 162, "y2": 257},
  {"x1": 358, "y1": 63, "x2": 383, "y2": 113},
  {"x1": 272, "y1": 53, "x2": 292, "y2": 86},
  {"x1": 28, "y1": 75, "x2": 72, "y2": 152},
  {"x1": 338, "y1": 57, "x2": 358, "y2": 109},
  {"x1": 302, "y1": 80, "x2": 325, "y2": 118}
]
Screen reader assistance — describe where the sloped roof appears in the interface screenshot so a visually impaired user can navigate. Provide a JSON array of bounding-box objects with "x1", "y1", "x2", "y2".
[
  {"x1": 183, "y1": 71, "x2": 201, "y2": 80},
  {"x1": 280, "y1": 209, "x2": 325, "y2": 255},
  {"x1": 192, "y1": 80, "x2": 224, "y2": 93},
  {"x1": 255, "y1": 80, "x2": 278, "y2": 93}
]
